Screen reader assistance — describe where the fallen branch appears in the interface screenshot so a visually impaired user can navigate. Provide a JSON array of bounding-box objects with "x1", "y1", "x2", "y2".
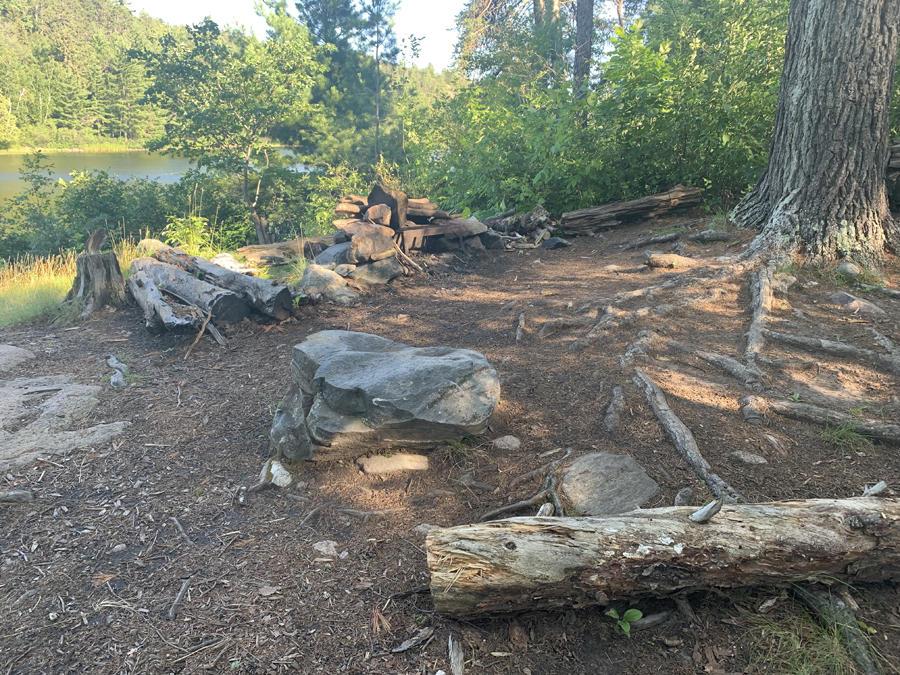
[
  {"x1": 171, "y1": 517, "x2": 194, "y2": 546},
  {"x1": 184, "y1": 308, "x2": 214, "y2": 360},
  {"x1": 426, "y1": 497, "x2": 900, "y2": 617},
  {"x1": 633, "y1": 368, "x2": 744, "y2": 503}
]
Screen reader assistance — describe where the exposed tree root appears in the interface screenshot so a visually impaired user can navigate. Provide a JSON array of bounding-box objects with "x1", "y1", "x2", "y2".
[
  {"x1": 764, "y1": 329, "x2": 900, "y2": 375},
  {"x1": 515, "y1": 313, "x2": 526, "y2": 345},
  {"x1": 746, "y1": 263, "x2": 775, "y2": 366},
  {"x1": 538, "y1": 317, "x2": 591, "y2": 338},
  {"x1": 484, "y1": 453, "x2": 570, "y2": 522},
  {"x1": 509, "y1": 449, "x2": 572, "y2": 489},
  {"x1": 668, "y1": 341, "x2": 764, "y2": 391},
  {"x1": 791, "y1": 585, "x2": 881, "y2": 675},
  {"x1": 633, "y1": 368, "x2": 744, "y2": 503},
  {"x1": 740, "y1": 396, "x2": 900, "y2": 442},
  {"x1": 621, "y1": 330, "x2": 657, "y2": 366},
  {"x1": 604, "y1": 386, "x2": 626, "y2": 432}
]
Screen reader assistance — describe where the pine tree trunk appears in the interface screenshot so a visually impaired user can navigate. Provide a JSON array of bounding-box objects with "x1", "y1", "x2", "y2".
[
  {"x1": 573, "y1": 0, "x2": 594, "y2": 98},
  {"x1": 730, "y1": 0, "x2": 900, "y2": 267}
]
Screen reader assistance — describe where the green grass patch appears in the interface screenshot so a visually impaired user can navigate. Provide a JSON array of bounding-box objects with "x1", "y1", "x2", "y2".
[
  {"x1": 0, "y1": 239, "x2": 140, "y2": 328},
  {"x1": 747, "y1": 610, "x2": 857, "y2": 675},
  {"x1": 821, "y1": 422, "x2": 873, "y2": 456}
]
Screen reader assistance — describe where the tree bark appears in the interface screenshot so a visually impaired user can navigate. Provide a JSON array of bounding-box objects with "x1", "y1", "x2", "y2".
[
  {"x1": 140, "y1": 239, "x2": 293, "y2": 320},
  {"x1": 573, "y1": 0, "x2": 594, "y2": 97},
  {"x1": 63, "y1": 252, "x2": 127, "y2": 318},
  {"x1": 426, "y1": 498, "x2": 900, "y2": 618},
  {"x1": 730, "y1": 0, "x2": 900, "y2": 267}
]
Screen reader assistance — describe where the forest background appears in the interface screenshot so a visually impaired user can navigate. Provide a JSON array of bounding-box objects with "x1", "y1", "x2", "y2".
[{"x1": 0, "y1": 0, "x2": 895, "y2": 258}]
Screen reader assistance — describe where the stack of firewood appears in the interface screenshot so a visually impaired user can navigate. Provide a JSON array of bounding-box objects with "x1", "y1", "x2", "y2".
[{"x1": 333, "y1": 184, "x2": 495, "y2": 254}]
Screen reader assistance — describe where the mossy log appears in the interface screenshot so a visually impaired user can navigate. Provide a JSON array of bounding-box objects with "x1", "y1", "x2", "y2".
[{"x1": 426, "y1": 498, "x2": 900, "y2": 618}]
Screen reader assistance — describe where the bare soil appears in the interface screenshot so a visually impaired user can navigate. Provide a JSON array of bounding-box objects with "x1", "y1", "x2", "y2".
[{"x1": 2, "y1": 215, "x2": 900, "y2": 675}]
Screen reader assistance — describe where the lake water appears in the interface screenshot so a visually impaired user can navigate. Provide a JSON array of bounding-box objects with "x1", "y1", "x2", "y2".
[{"x1": 0, "y1": 151, "x2": 195, "y2": 203}]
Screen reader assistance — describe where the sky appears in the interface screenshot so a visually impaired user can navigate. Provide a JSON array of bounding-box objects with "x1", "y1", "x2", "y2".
[{"x1": 125, "y1": 0, "x2": 468, "y2": 71}]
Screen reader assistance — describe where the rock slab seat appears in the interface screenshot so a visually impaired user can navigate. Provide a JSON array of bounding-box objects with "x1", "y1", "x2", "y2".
[
  {"x1": 561, "y1": 453, "x2": 660, "y2": 516},
  {"x1": 270, "y1": 331, "x2": 500, "y2": 460}
]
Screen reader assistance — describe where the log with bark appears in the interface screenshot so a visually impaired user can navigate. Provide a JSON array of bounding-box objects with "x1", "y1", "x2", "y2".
[
  {"x1": 559, "y1": 186, "x2": 702, "y2": 235},
  {"x1": 140, "y1": 240, "x2": 293, "y2": 320},
  {"x1": 426, "y1": 497, "x2": 900, "y2": 618},
  {"x1": 63, "y1": 251, "x2": 127, "y2": 317},
  {"x1": 130, "y1": 258, "x2": 250, "y2": 323}
]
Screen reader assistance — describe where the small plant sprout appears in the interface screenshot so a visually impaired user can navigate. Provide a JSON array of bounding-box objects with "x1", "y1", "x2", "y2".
[
  {"x1": 788, "y1": 393, "x2": 802, "y2": 402},
  {"x1": 606, "y1": 608, "x2": 643, "y2": 637}
]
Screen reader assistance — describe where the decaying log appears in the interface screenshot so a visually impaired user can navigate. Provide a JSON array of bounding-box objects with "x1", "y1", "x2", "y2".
[
  {"x1": 142, "y1": 240, "x2": 292, "y2": 320},
  {"x1": 633, "y1": 368, "x2": 744, "y2": 502},
  {"x1": 126, "y1": 271, "x2": 200, "y2": 334},
  {"x1": 426, "y1": 497, "x2": 900, "y2": 618},
  {"x1": 559, "y1": 186, "x2": 701, "y2": 235},
  {"x1": 624, "y1": 232, "x2": 681, "y2": 250},
  {"x1": 741, "y1": 396, "x2": 900, "y2": 443},
  {"x1": 63, "y1": 251, "x2": 127, "y2": 317},
  {"x1": 130, "y1": 258, "x2": 250, "y2": 323},
  {"x1": 764, "y1": 329, "x2": 900, "y2": 375},
  {"x1": 688, "y1": 229, "x2": 733, "y2": 243}
]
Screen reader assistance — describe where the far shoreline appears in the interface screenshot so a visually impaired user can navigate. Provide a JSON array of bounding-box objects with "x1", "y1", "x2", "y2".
[{"x1": 0, "y1": 146, "x2": 150, "y2": 155}]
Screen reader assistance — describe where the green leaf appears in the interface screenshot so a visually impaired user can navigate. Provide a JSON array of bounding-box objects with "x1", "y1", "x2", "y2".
[{"x1": 622, "y1": 609, "x2": 643, "y2": 623}]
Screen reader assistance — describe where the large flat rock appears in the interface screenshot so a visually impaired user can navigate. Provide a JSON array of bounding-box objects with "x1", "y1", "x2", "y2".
[{"x1": 273, "y1": 331, "x2": 500, "y2": 459}]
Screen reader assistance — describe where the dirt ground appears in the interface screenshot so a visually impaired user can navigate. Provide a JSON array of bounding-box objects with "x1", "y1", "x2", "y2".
[{"x1": 2, "y1": 215, "x2": 900, "y2": 675}]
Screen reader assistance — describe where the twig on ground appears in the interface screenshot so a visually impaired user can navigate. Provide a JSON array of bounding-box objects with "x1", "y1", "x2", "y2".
[
  {"x1": 168, "y1": 577, "x2": 192, "y2": 620},
  {"x1": 170, "y1": 517, "x2": 194, "y2": 546},
  {"x1": 334, "y1": 508, "x2": 402, "y2": 522},
  {"x1": 184, "y1": 308, "x2": 214, "y2": 360}
]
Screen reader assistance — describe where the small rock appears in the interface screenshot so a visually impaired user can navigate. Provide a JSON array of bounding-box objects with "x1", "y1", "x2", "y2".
[
  {"x1": 357, "y1": 453, "x2": 429, "y2": 475},
  {"x1": 348, "y1": 257, "x2": 403, "y2": 285},
  {"x1": 110, "y1": 544, "x2": 126, "y2": 553},
  {"x1": 629, "y1": 611, "x2": 672, "y2": 632},
  {"x1": 312, "y1": 540, "x2": 338, "y2": 557},
  {"x1": 259, "y1": 458, "x2": 293, "y2": 487},
  {"x1": 561, "y1": 453, "x2": 660, "y2": 516},
  {"x1": 836, "y1": 261, "x2": 861, "y2": 279},
  {"x1": 0, "y1": 345, "x2": 36, "y2": 372},
  {"x1": 730, "y1": 450, "x2": 768, "y2": 465},
  {"x1": 542, "y1": 237, "x2": 571, "y2": 250},
  {"x1": 772, "y1": 274, "x2": 797, "y2": 295},
  {"x1": 412, "y1": 523, "x2": 438, "y2": 535},
  {"x1": 828, "y1": 291, "x2": 885, "y2": 315},
  {"x1": 299, "y1": 264, "x2": 359, "y2": 305},
  {"x1": 492, "y1": 435, "x2": 521, "y2": 451},
  {"x1": 110, "y1": 370, "x2": 127, "y2": 389},
  {"x1": 333, "y1": 264, "x2": 357, "y2": 277},
  {"x1": 479, "y1": 231, "x2": 504, "y2": 250},
  {"x1": 602, "y1": 264, "x2": 622, "y2": 271},
  {"x1": 673, "y1": 487, "x2": 693, "y2": 506}
]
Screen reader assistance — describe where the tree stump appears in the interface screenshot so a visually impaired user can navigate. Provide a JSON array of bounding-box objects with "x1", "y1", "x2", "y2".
[{"x1": 63, "y1": 252, "x2": 127, "y2": 318}]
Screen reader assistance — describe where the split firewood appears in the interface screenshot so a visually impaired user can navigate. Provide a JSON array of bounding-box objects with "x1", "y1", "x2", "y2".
[{"x1": 426, "y1": 497, "x2": 900, "y2": 618}]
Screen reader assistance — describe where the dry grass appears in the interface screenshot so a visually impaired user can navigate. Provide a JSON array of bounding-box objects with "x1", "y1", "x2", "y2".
[{"x1": 0, "y1": 239, "x2": 140, "y2": 328}]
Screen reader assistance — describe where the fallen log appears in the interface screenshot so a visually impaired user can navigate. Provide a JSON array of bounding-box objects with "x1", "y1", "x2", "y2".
[
  {"x1": 130, "y1": 258, "x2": 250, "y2": 323},
  {"x1": 426, "y1": 497, "x2": 900, "y2": 618},
  {"x1": 236, "y1": 235, "x2": 334, "y2": 264},
  {"x1": 559, "y1": 186, "x2": 702, "y2": 235},
  {"x1": 126, "y1": 271, "x2": 200, "y2": 334},
  {"x1": 140, "y1": 240, "x2": 292, "y2": 320}
]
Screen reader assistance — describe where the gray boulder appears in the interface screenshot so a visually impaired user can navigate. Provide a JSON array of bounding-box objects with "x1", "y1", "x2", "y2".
[
  {"x1": 828, "y1": 291, "x2": 885, "y2": 315},
  {"x1": 561, "y1": 453, "x2": 659, "y2": 516},
  {"x1": 271, "y1": 331, "x2": 500, "y2": 459},
  {"x1": 298, "y1": 264, "x2": 359, "y2": 305},
  {"x1": 0, "y1": 345, "x2": 35, "y2": 372},
  {"x1": 348, "y1": 257, "x2": 403, "y2": 285},
  {"x1": 315, "y1": 242, "x2": 351, "y2": 266}
]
